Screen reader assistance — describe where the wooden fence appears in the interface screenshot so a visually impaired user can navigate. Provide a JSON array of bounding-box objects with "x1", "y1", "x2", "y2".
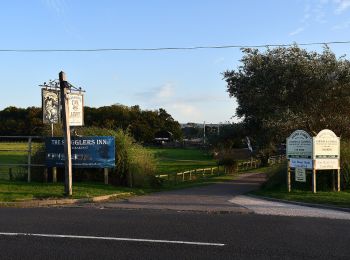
[{"x1": 156, "y1": 158, "x2": 262, "y2": 184}]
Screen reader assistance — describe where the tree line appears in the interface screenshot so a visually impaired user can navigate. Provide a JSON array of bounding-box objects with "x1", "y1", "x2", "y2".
[{"x1": 0, "y1": 104, "x2": 182, "y2": 143}]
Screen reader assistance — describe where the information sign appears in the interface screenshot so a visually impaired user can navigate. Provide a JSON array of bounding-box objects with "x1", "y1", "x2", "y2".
[
  {"x1": 45, "y1": 136, "x2": 115, "y2": 168},
  {"x1": 290, "y1": 158, "x2": 313, "y2": 169},
  {"x1": 313, "y1": 129, "x2": 340, "y2": 159},
  {"x1": 286, "y1": 130, "x2": 313, "y2": 159},
  {"x1": 295, "y1": 168, "x2": 306, "y2": 182},
  {"x1": 314, "y1": 159, "x2": 339, "y2": 170}
]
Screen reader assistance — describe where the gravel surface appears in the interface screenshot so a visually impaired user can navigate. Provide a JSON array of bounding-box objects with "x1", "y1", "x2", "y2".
[{"x1": 230, "y1": 195, "x2": 350, "y2": 220}]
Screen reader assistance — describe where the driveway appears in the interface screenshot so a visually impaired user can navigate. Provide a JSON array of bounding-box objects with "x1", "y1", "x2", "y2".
[{"x1": 90, "y1": 172, "x2": 267, "y2": 213}]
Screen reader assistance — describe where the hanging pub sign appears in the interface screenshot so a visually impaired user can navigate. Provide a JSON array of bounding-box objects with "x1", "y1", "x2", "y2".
[
  {"x1": 286, "y1": 130, "x2": 313, "y2": 159},
  {"x1": 42, "y1": 89, "x2": 60, "y2": 124},
  {"x1": 68, "y1": 93, "x2": 84, "y2": 126},
  {"x1": 45, "y1": 136, "x2": 115, "y2": 168}
]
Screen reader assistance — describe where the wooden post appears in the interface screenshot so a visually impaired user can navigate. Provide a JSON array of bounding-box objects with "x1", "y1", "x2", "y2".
[
  {"x1": 337, "y1": 168, "x2": 340, "y2": 192},
  {"x1": 332, "y1": 170, "x2": 336, "y2": 191},
  {"x1": 189, "y1": 170, "x2": 192, "y2": 180},
  {"x1": 59, "y1": 71, "x2": 73, "y2": 196},
  {"x1": 287, "y1": 160, "x2": 291, "y2": 192},
  {"x1": 211, "y1": 168, "x2": 214, "y2": 175},
  {"x1": 312, "y1": 166, "x2": 316, "y2": 193},
  {"x1": 52, "y1": 167, "x2": 57, "y2": 183},
  {"x1": 104, "y1": 168, "x2": 108, "y2": 185},
  {"x1": 27, "y1": 137, "x2": 32, "y2": 183},
  {"x1": 182, "y1": 172, "x2": 185, "y2": 181}
]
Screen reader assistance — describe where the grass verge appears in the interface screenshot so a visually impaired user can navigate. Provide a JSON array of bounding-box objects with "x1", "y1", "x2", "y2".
[
  {"x1": 251, "y1": 163, "x2": 350, "y2": 208},
  {"x1": 0, "y1": 173, "x2": 236, "y2": 202}
]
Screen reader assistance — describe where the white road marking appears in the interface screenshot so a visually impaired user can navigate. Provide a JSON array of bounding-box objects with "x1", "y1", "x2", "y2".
[{"x1": 0, "y1": 232, "x2": 225, "y2": 247}]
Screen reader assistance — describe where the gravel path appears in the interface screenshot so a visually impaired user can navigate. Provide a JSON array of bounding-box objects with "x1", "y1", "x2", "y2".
[{"x1": 230, "y1": 195, "x2": 350, "y2": 220}]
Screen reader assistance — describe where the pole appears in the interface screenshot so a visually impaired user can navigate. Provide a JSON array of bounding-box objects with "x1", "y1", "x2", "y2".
[
  {"x1": 312, "y1": 161, "x2": 316, "y2": 193},
  {"x1": 104, "y1": 168, "x2": 108, "y2": 185},
  {"x1": 337, "y1": 168, "x2": 340, "y2": 192},
  {"x1": 59, "y1": 71, "x2": 72, "y2": 196},
  {"x1": 27, "y1": 137, "x2": 32, "y2": 183},
  {"x1": 287, "y1": 160, "x2": 291, "y2": 192}
]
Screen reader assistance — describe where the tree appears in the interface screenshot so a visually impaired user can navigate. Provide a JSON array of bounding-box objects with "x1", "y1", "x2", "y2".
[{"x1": 223, "y1": 45, "x2": 350, "y2": 157}]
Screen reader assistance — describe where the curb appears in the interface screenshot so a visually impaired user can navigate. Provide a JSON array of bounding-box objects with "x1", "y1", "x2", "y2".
[
  {"x1": 246, "y1": 194, "x2": 350, "y2": 213},
  {"x1": 0, "y1": 192, "x2": 133, "y2": 208}
]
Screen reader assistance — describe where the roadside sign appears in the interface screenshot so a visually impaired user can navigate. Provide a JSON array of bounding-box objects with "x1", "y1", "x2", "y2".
[
  {"x1": 295, "y1": 168, "x2": 306, "y2": 182},
  {"x1": 314, "y1": 159, "x2": 339, "y2": 170},
  {"x1": 286, "y1": 130, "x2": 312, "y2": 159},
  {"x1": 313, "y1": 129, "x2": 340, "y2": 159},
  {"x1": 45, "y1": 136, "x2": 115, "y2": 168},
  {"x1": 290, "y1": 158, "x2": 313, "y2": 169}
]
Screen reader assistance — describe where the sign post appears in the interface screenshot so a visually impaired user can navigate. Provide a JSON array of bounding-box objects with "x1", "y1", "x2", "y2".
[
  {"x1": 313, "y1": 129, "x2": 340, "y2": 193},
  {"x1": 286, "y1": 130, "x2": 313, "y2": 192},
  {"x1": 59, "y1": 71, "x2": 72, "y2": 196}
]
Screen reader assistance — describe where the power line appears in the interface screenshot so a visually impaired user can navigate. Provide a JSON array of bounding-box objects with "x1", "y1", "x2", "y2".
[{"x1": 1, "y1": 40, "x2": 350, "y2": 52}]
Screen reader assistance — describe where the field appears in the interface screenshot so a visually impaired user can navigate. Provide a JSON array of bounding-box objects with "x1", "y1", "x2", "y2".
[{"x1": 147, "y1": 147, "x2": 217, "y2": 174}]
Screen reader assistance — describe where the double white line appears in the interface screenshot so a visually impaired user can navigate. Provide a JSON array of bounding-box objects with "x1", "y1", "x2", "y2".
[{"x1": 0, "y1": 232, "x2": 225, "y2": 247}]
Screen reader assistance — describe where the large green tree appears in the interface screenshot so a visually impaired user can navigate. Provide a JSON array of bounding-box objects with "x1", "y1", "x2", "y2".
[{"x1": 223, "y1": 45, "x2": 350, "y2": 155}]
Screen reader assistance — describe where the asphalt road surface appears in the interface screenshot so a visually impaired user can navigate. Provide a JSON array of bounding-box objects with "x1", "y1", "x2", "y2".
[
  {"x1": 0, "y1": 207, "x2": 349, "y2": 259},
  {"x1": 1, "y1": 173, "x2": 350, "y2": 259}
]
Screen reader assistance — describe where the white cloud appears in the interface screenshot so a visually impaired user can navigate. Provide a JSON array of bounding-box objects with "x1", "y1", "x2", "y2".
[
  {"x1": 135, "y1": 82, "x2": 175, "y2": 101},
  {"x1": 289, "y1": 27, "x2": 305, "y2": 36},
  {"x1": 156, "y1": 83, "x2": 174, "y2": 99},
  {"x1": 334, "y1": 0, "x2": 350, "y2": 14},
  {"x1": 171, "y1": 103, "x2": 202, "y2": 120}
]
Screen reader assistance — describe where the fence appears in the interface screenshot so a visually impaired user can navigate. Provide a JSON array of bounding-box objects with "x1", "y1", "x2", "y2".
[
  {"x1": 156, "y1": 158, "x2": 262, "y2": 184},
  {"x1": 267, "y1": 155, "x2": 286, "y2": 165},
  {"x1": 0, "y1": 136, "x2": 45, "y2": 182}
]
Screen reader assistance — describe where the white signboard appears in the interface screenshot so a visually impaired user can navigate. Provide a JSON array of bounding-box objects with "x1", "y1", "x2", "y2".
[
  {"x1": 42, "y1": 89, "x2": 60, "y2": 124},
  {"x1": 286, "y1": 130, "x2": 313, "y2": 159},
  {"x1": 315, "y1": 159, "x2": 339, "y2": 170},
  {"x1": 290, "y1": 158, "x2": 313, "y2": 169},
  {"x1": 68, "y1": 93, "x2": 84, "y2": 126},
  {"x1": 313, "y1": 129, "x2": 340, "y2": 159},
  {"x1": 295, "y1": 168, "x2": 306, "y2": 182}
]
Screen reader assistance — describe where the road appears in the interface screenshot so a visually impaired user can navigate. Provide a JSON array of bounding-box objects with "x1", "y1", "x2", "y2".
[
  {"x1": 0, "y1": 207, "x2": 350, "y2": 259},
  {"x1": 1, "y1": 173, "x2": 350, "y2": 259}
]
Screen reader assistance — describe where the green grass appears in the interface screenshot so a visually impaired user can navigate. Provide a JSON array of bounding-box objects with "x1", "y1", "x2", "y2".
[
  {"x1": 0, "y1": 173, "x2": 236, "y2": 202},
  {"x1": 147, "y1": 147, "x2": 217, "y2": 174},
  {"x1": 252, "y1": 163, "x2": 350, "y2": 208},
  {"x1": 0, "y1": 180, "x2": 144, "y2": 202},
  {"x1": 253, "y1": 188, "x2": 350, "y2": 208}
]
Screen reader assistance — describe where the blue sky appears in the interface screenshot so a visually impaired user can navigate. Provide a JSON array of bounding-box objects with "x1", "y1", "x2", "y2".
[{"x1": 1, "y1": 0, "x2": 350, "y2": 123}]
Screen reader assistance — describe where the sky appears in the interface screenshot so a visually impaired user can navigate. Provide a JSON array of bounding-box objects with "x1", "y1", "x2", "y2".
[{"x1": 1, "y1": 0, "x2": 350, "y2": 123}]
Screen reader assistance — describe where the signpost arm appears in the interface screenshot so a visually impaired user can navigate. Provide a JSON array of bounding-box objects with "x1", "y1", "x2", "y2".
[{"x1": 59, "y1": 71, "x2": 72, "y2": 196}]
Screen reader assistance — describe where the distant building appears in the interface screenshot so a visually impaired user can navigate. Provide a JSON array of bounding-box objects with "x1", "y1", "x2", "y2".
[{"x1": 154, "y1": 130, "x2": 174, "y2": 145}]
